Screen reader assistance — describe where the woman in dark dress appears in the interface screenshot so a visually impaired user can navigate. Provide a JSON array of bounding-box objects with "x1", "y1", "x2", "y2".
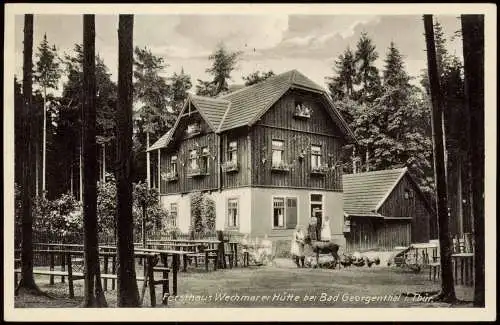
[{"x1": 308, "y1": 214, "x2": 318, "y2": 241}]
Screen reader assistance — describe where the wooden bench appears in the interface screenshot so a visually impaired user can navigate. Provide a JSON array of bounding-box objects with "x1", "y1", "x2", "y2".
[
  {"x1": 14, "y1": 249, "x2": 169, "y2": 306},
  {"x1": 186, "y1": 248, "x2": 218, "y2": 271}
]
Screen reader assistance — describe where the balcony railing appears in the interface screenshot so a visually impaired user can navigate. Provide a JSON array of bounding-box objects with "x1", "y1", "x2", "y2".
[
  {"x1": 222, "y1": 161, "x2": 239, "y2": 173},
  {"x1": 271, "y1": 161, "x2": 291, "y2": 172}
]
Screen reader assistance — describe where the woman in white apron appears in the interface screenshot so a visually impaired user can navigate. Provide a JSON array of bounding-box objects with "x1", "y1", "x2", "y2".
[
  {"x1": 290, "y1": 225, "x2": 305, "y2": 267},
  {"x1": 321, "y1": 215, "x2": 332, "y2": 241}
]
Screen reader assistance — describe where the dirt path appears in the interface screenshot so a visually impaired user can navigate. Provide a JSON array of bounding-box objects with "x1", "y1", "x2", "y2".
[{"x1": 14, "y1": 261, "x2": 473, "y2": 308}]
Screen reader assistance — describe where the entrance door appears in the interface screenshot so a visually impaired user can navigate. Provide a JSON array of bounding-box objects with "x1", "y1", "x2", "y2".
[{"x1": 310, "y1": 194, "x2": 323, "y2": 231}]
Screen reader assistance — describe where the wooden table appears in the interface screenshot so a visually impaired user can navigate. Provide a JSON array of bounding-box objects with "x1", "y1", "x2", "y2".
[
  {"x1": 135, "y1": 247, "x2": 194, "y2": 296},
  {"x1": 451, "y1": 252, "x2": 474, "y2": 286}
]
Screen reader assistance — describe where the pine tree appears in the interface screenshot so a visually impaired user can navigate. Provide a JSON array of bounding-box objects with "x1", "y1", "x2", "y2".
[
  {"x1": 34, "y1": 34, "x2": 62, "y2": 198},
  {"x1": 133, "y1": 46, "x2": 171, "y2": 187},
  {"x1": 81, "y1": 14, "x2": 107, "y2": 307},
  {"x1": 353, "y1": 32, "x2": 382, "y2": 104},
  {"x1": 372, "y1": 42, "x2": 434, "y2": 191},
  {"x1": 116, "y1": 14, "x2": 141, "y2": 307},
  {"x1": 197, "y1": 42, "x2": 241, "y2": 97},
  {"x1": 326, "y1": 47, "x2": 356, "y2": 102},
  {"x1": 168, "y1": 68, "x2": 192, "y2": 117},
  {"x1": 57, "y1": 45, "x2": 117, "y2": 198}
]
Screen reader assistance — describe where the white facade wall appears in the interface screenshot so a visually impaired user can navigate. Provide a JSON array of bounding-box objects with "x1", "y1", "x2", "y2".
[
  {"x1": 160, "y1": 187, "x2": 345, "y2": 247},
  {"x1": 159, "y1": 187, "x2": 253, "y2": 234}
]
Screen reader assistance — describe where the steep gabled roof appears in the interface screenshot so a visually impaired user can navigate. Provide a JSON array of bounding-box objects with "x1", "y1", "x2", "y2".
[
  {"x1": 343, "y1": 168, "x2": 408, "y2": 217},
  {"x1": 189, "y1": 94, "x2": 230, "y2": 131},
  {"x1": 148, "y1": 129, "x2": 173, "y2": 151},
  {"x1": 148, "y1": 69, "x2": 356, "y2": 151}
]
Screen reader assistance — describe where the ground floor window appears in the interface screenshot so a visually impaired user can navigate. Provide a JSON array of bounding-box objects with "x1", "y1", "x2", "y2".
[
  {"x1": 169, "y1": 203, "x2": 178, "y2": 228},
  {"x1": 227, "y1": 198, "x2": 239, "y2": 229},
  {"x1": 272, "y1": 197, "x2": 297, "y2": 229}
]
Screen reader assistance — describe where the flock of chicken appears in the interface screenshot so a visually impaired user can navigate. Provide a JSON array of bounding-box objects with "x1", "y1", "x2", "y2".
[
  {"x1": 339, "y1": 252, "x2": 381, "y2": 268},
  {"x1": 305, "y1": 252, "x2": 381, "y2": 269}
]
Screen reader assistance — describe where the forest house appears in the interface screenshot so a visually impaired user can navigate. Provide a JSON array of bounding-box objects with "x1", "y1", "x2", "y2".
[{"x1": 147, "y1": 70, "x2": 356, "y2": 245}]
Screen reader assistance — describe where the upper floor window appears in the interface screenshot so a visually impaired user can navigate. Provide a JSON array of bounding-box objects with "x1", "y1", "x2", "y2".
[
  {"x1": 170, "y1": 155, "x2": 178, "y2": 175},
  {"x1": 311, "y1": 145, "x2": 322, "y2": 168},
  {"x1": 272, "y1": 140, "x2": 284, "y2": 166},
  {"x1": 228, "y1": 141, "x2": 238, "y2": 164},
  {"x1": 189, "y1": 149, "x2": 198, "y2": 170},
  {"x1": 201, "y1": 147, "x2": 210, "y2": 173}
]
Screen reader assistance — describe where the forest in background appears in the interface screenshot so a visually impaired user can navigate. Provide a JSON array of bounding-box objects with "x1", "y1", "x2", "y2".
[{"x1": 14, "y1": 20, "x2": 465, "y2": 204}]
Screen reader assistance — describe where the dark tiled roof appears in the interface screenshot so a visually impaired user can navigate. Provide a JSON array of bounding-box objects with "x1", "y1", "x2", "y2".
[
  {"x1": 189, "y1": 95, "x2": 230, "y2": 131},
  {"x1": 149, "y1": 69, "x2": 356, "y2": 151},
  {"x1": 342, "y1": 168, "x2": 407, "y2": 217},
  {"x1": 217, "y1": 70, "x2": 326, "y2": 131},
  {"x1": 148, "y1": 129, "x2": 173, "y2": 151}
]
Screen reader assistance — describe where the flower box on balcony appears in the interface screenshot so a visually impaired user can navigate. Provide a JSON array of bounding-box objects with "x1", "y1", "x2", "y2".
[
  {"x1": 161, "y1": 171, "x2": 178, "y2": 182},
  {"x1": 293, "y1": 105, "x2": 311, "y2": 119},
  {"x1": 271, "y1": 162, "x2": 291, "y2": 172},
  {"x1": 311, "y1": 165, "x2": 330, "y2": 176},
  {"x1": 222, "y1": 161, "x2": 239, "y2": 173},
  {"x1": 187, "y1": 167, "x2": 205, "y2": 178}
]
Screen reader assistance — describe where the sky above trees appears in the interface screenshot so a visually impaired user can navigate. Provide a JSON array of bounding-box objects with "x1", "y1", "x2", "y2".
[{"x1": 14, "y1": 14, "x2": 463, "y2": 93}]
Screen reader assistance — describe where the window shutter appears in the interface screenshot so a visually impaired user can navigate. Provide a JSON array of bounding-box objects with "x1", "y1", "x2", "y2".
[{"x1": 286, "y1": 198, "x2": 297, "y2": 229}]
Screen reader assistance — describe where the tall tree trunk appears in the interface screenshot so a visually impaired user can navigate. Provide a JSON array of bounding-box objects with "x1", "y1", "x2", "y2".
[
  {"x1": 146, "y1": 131, "x2": 150, "y2": 188},
  {"x1": 42, "y1": 89, "x2": 47, "y2": 197},
  {"x1": 102, "y1": 143, "x2": 106, "y2": 182},
  {"x1": 461, "y1": 14, "x2": 484, "y2": 308},
  {"x1": 79, "y1": 142, "x2": 83, "y2": 202},
  {"x1": 16, "y1": 14, "x2": 44, "y2": 295},
  {"x1": 116, "y1": 14, "x2": 140, "y2": 307},
  {"x1": 35, "y1": 143, "x2": 39, "y2": 197},
  {"x1": 70, "y1": 163, "x2": 74, "y2": 197},
  {"x1": 81, "y1": 14, "x2": 107, "y2": 307},
  {"x1": 423, "y1": 15, "x2": 456, "y2": 302}
]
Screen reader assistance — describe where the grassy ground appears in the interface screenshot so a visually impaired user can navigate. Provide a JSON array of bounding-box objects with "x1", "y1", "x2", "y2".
[{"x1": 14, "y1": 257, "x2": 473, "y2": 308}]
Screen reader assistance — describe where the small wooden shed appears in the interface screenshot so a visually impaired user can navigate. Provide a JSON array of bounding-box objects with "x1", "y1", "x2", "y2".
[{"x1": 342, "y1": 167, "x2": 435, "y2": 252}]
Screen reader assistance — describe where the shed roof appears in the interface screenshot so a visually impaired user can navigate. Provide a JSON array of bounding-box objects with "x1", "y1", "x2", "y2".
[{"x1": 342, "y1": 168, "x2": 408, "y2": 217}]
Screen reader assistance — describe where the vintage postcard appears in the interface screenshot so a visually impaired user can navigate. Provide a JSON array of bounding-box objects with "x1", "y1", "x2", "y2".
[{"x1": 3, "y1": 3, "x2": 496, "y2": 322}]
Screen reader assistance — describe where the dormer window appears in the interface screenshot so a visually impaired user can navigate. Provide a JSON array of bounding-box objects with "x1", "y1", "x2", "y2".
[
  {"x1": 186, "y1": 123, "x2": 201, "y2": 136},
  {"x1": 293, "y1": 101, "x2": 311, "y2": 119}
]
